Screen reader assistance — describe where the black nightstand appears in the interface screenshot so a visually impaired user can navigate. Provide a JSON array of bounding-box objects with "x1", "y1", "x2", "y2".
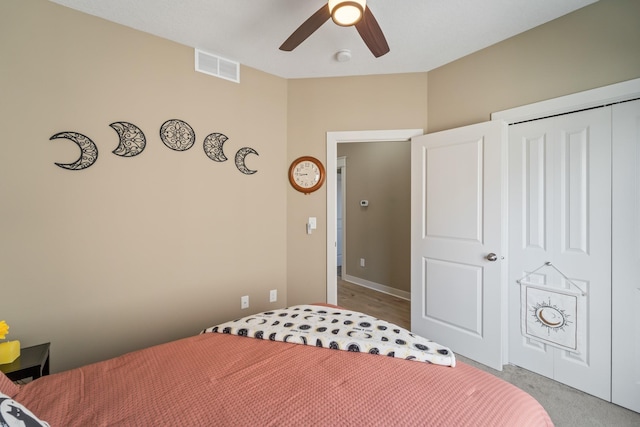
[{"x1": 0, "y1": 342, "x2": 50, "y2": 382}]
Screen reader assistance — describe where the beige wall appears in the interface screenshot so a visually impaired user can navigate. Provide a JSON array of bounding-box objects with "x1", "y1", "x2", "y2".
[
  {"x1": 0, "y1": 0, "x2": 287, "y2": 372},
  {"x1": 286, "y1": 74, "x2": 429, "y2": 305},
  {"x1": 427, "y1": 0, "x2": 640, "y2": 132},
  {"x1": 337, "y1": 142, "x2": 411, "y2": 293}
]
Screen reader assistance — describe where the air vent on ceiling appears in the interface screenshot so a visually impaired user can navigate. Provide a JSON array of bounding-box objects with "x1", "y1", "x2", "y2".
[{"x1": 195, "y1": 49, "x2": 240, "y2": 83}]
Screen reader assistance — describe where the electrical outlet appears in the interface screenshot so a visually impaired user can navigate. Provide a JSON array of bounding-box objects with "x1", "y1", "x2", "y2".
[
  {"x1": 269, "y1": 289, "x2": 277, "y2": 303},
  {"x1": 241, "y1": 295, "x2": 249, "y2": 309},
  {"x1": 360, "y1": 258, "x2": 365, "y2": 267}
]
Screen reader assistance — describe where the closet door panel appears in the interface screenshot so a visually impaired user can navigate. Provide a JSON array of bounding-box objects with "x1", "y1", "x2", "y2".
[
  {"x1": 611, "y1": 99, "x2": 640, "y2": 413},
  {"x1": 508, "y1": 107, "x2": 612, "y2": 400},
  {"x1": 552, "y1": 108, "x2": 611, "y2": 401},
  {"x1": 559, "y1": 127, "x2": 589, "y2": 254},
  {"x1": 525, "y1": 135, "x2": 547, "y2": 251},
  {"x1": 508, "y1": 121, "x2": 554, "y2": 377}
]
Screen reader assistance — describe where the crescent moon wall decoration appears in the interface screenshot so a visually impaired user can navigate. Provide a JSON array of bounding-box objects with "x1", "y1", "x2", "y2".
[
  {"x1": 110, "y1": 121, "x2": 146, "y2": 157},
  {"x1": 50, "y1": 131, "x2": 99, "y2": 170},
  {"x1": 235, "y1": 147, "x2": 259, "y2": 174},
  {"x1": 203, "y1": 132, "x2": 228, "y2": 162},
  {"x1": 159, "y1": 119, "x2": 195, "y2": 151}
]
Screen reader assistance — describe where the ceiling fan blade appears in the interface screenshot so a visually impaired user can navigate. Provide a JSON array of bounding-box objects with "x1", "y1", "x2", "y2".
[
  {"x1": 355, "y1": 7, "x2": 390, "y2": 58},
  {"x1": 280, "y1": 4, "x2": 331, "y2": 52}
]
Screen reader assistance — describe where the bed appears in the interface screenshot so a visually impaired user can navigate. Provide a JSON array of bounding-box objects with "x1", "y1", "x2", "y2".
[{"x1": 1, "y1": 304, "x2": 553, "y2": 426}]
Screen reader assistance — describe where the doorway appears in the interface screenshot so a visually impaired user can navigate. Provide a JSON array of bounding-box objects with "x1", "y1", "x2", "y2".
[{"x1": 326, "y1": 129, "x2": 423, "y2": 305}]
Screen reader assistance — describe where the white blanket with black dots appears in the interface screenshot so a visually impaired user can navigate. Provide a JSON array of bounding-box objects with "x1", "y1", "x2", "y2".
[{"x1": 202, "y1": 305, "x2": 456, "y2": 367}]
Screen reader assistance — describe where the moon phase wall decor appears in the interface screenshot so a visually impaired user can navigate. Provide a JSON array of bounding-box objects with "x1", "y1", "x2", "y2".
[
  {"x1": 160, "y1": 119, "x2": 196, "y2": 151},
  {"x1": 235, "y1": 147, "x2": 259, "y2": 175},
  {"x1": 51, "y1": 120, "x2": 257, "y2": 174},
  {"x1": 50, "y1": 131, "x2": 99, "y2": 170},
  {"x1": 110, "y1": 121, "x2": 146, "y2": 157},
  {"x1": 203, "y1": 132, "x2": 228, "y2": 162}
]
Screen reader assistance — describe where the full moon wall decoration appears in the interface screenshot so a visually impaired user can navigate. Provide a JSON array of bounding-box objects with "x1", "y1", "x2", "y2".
[
  {"x1": 159, "y1": 119, "x2": 195, "y2": 151},
  {"x1": 50, "y1": 119, "x2": 258, "y2": 175}
]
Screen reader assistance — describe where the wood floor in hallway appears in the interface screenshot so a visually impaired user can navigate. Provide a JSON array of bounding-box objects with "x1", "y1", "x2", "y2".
[{"x1": 337, "y1": 277, "x2": 410, "y2": 330}]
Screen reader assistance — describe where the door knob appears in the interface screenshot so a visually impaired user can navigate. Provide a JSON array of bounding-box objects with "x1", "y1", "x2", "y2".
[{"x1": 486, "y1": 253, "x2": 498, "y2": 262}]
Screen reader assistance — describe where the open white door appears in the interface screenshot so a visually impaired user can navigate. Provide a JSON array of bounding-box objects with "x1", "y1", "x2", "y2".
[{"x1": 411, "y1": 120, "x2": 507, "y2": 370}]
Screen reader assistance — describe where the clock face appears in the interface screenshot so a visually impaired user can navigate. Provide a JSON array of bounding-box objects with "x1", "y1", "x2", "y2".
[
  {"x1": 293, "y1": 161, "x2": 321, "y2": 188},
  {"x1": 289, "y1": 156, "x2": 325, "y2": 194}
]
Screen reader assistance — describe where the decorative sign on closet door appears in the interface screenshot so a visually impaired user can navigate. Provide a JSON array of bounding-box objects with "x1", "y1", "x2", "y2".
[{"x1": 518, "y1": 262, "x2": 586, "y2": 354}]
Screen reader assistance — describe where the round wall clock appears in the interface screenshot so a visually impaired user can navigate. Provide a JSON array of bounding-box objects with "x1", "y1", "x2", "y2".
[{"x1": 289, "y1": 156, "x2": 326, "y2": 194}]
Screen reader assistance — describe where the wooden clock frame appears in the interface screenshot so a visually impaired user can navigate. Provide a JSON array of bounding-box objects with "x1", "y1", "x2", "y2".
[{"x1": 288, "y1": 156, "x2": 326, "y2": 194}]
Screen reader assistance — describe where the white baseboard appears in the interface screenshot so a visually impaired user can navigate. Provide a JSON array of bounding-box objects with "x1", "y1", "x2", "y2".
[{"x1": 341, "y1": 274, "x2": 411, "y2": 301}]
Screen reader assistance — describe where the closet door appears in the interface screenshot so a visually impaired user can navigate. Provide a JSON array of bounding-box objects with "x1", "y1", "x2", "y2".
[
  {"x1": 612, "y1": 99, "x2": 640, "y2": 413},
  {"x1": 508, "y1": 107, "x2": 612, "y2": 400}
]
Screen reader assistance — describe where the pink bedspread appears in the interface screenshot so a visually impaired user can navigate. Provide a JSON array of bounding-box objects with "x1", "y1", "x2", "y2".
[{"x1": 12, "y1": 332, "x2": 552, "y2": 426}]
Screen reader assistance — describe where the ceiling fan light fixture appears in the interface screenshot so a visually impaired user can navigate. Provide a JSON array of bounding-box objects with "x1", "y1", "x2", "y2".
[{"x1": 328, "y1": 0, "x2": 366, "y2": 27}]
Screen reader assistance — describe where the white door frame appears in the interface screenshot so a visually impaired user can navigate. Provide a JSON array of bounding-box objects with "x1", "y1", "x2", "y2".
[
  {"x1": 326, "y1": 129, "x2": 423, "y2": 304},
  {"x1": 337, "y1": 156, "x2": 346, "y2": 271}
]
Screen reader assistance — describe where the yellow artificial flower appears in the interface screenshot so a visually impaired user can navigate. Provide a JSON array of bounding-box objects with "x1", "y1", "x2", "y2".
[{"x1": 0, "y1": 320, "x2": 8, "y2": 340}]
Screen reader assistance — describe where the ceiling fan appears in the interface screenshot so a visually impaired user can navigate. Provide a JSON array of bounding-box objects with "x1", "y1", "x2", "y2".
[{"x1": 279, "y1": 0, "x2": 390, "y2": 58}]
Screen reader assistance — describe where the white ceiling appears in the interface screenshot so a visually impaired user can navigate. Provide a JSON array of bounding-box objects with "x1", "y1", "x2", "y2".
[{"x1": 49, "y1": 0, "x2": 597, "y2": 79}]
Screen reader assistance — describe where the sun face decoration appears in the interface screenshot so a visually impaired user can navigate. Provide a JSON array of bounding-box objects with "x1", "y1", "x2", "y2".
[{"x1": 530, "y1": 299, "x2": 572, "y2": 334}]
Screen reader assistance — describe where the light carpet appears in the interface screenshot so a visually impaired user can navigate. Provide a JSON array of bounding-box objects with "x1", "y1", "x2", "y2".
[{"x1": 457, "y1": 355, "x2": 640, "y2": 427}]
